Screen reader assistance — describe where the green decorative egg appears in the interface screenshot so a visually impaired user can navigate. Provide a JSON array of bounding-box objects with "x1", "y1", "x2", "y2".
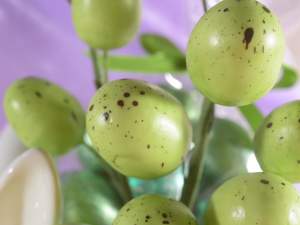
[
  {"x1": 205, "y1": 173, "x2": 300, "y2": 225},
  {"x1": 187, "y1": 0, "x2": 285, "y2": 106},
  {"x1": 113, "y1": 194, "x2": 198, "y2": 225},
  {"x1": 86, "y1": 79, "x2": 191, "y2": 179},
  {"x1": 71, "y1": 0, "x2": 140, "y2": 49},
  {"x1": 62, "y1": 171, "x2": 123, "y2": 225},
  {"x1": 255, "y1": 101, "x2": 300, "y2": 182},
  {"x1": 4, "y1": 77, "x2": 85, "y2": 156}
]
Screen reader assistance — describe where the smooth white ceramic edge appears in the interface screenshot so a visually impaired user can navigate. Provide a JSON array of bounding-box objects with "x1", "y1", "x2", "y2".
[
  {"x1": 0, "y1": 124, "x2": 27, "y2": 173},
  {"x1": 0, "y1": 149, "x2": 61, "y2": 225}
]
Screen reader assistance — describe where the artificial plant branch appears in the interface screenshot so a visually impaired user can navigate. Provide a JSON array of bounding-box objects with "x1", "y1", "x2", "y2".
[
  {"x1": 181, "y1": 98, "x2": 215, "y2": 209},
  {"x1": 180, "y1": 0, "x2": 215, "y2": 209}
]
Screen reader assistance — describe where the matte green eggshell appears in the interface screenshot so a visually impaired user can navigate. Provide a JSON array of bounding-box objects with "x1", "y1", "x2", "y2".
[
  {"x1": 72, "y1": 0, "x2": 141, "y2": 50},
  {"x1": 187, "y1": 0, "x2": 285, "y2": 106},
  {"x1": 255, "y1": 101, "x2": 300, "y2": 182},
  {"x1": 205, "y1": 173, "x2": 300, "y2": 225},
  {"x1": 113, "y1": 194, "x2": 198, "y2": 225},
  {"x1": 86, "y1": 79, "x2": 192, "y2": 179},
  {"x1": 4, "y1": 77, "x2": 85, "y2": 156}
]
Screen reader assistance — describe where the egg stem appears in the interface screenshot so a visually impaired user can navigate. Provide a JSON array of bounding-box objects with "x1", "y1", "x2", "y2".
[
  {"x1": 90, "y1": 48, "x2": 103, "y2": 89},
  {"x1": 202, "y1": 0, "x2": 208, "y2": 12},
  {"x1": 89, "y1": 48, "x2": 132, "y2": 203},
  {"x1": 181, "y1": 0, "x2": 214, "y2": 210},
  {"x1": 82, "y1": 143, "x2": 132, "y2": 202},
  {"x1": 181, "y1": 97, "x2": 215, "y2": 209},
  {"x1": 102, "y1": 50, "x2": 109, "y2": 84}
]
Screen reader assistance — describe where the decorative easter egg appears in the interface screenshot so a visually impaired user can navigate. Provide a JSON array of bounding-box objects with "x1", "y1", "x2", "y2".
[
  {"x1": 113, "y1": 194, "x2": 198, "y2": 225},
  {"x1": 255, "y1": 101, "x2": 300, "y2": 182},
  {"x1": 187, "y1": 0, "x2": 285, "y2": 106},
  {"x1": 71, "y1": 0, "x2": 140, "y2": 49},
  {"x1": 62, "y1": 171, "x2": 122, "y2": 225},
  {"x1": 205, "y1": 173, "x2": 300, "y2": 225},
  {"x1": 86, "y1": 79, "x2": 192, "y2": 179},
  {"x1": 4, "y1": 77, "x2": 85, "y2": 156}
]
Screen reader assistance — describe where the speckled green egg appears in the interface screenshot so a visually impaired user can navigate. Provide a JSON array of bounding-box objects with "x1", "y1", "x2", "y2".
[
  {"x1": 86, "y1": 79, "x2": 192, "y2": 179},
  {"x1": 205, "y1": 173, "x2": 300, "y2": 225},
  {"x1": 4, "y1": 77, "x2": 85, "y2": 156},
  {"x1": 254, "y1": 101, "x2": 300, "y2": 182},
  {"x1": 71, "y1": 0, "x2": 140, "y2": 50},
  {"x1": 187, "y1": 0, "x2": 285, "y2": 106},
  {"x1": 113, "y1": 194, "x2": 198, "y2": 225}
]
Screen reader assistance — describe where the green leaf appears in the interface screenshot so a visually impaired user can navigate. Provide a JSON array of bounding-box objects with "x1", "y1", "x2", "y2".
[
  {"x1": 98, "y1": 53, "x2": 186, "y2": 74},
  {"x1": 275, "y1": 65, "x2": 298, "y2": 89},
  {"x1": 239, "y1": 104, "x2": 264, "y2": 132},
  {"x1": 140, "y1": 33, "x2": 186, "y2": 68}
]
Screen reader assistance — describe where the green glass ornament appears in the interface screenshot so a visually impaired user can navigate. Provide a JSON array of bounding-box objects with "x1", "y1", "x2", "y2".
[
  {"x1": 62, "y1": 171, "x2": 123, "y2": 225},
  {"x1": 205, "y1": 119, "x2": 252, "y2": 184},
  {"x1": 76, "y1": 144, "x2": 104, "y2": 172},
  {"x1": 4, "y1": 77, "x2": 85, "y2": 156},
  {"x1": 129, "y1": 167, "x2": 184, "y2": 200}
]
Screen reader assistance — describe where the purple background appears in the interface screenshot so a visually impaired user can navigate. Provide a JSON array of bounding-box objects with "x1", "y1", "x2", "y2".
[{"x1": 0, "y1": 0, "x2": 299, "y2": 130}]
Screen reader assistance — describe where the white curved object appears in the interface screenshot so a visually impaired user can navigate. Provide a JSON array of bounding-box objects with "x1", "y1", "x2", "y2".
[
  {"x1": 0, "y1": 125, "x2": 27, "y2": 172},
  {"x1": 0, "y1": 149, "x2": 61, "y2": 225}
]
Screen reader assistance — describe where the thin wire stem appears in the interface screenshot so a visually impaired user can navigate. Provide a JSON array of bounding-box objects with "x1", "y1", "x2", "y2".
[
  {"x1": 180, "y1": 0, "x2": 215, "y2": 210},
  {"x1": 181, "y1": 98, "x2": 214, "y2": 209},
  {"x1": 101, "y1": 50, "x2": 109, "y2": 85},
  {"x1": 89, "y1": 48, "x2": 103, "y2": 89}
]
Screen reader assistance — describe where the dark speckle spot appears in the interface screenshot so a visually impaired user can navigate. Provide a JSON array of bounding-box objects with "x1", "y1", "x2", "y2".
[
  {"x1": 103, "y1": 112, "x2": 110, "y2": 121},
  {"x1": 243, "y1": 27, "x2": 254, "y2": 50},
  {"x1": 262, "y1": 6, "x2": 271, "y2": 13},
  {"x1": 147, "y1": 144, "x2": 151, "y2": 149},
  {"x1": 161, "y1": 162, "x2": 165, "y2": 168},
  {"x1": 35, "y1": 91, "x2": 42, "y2": 98},
  {"x1": 241, "y1": 196, "x2": 245, "y2": 200},
  {"x1": 281, "y1": 182, "x2": 286, "y2": 186},
  {"x1": 266, "y1": 122, "x2": 273, "y2": 128},
  {"x1": 117, "y1": 100, "x2": 124, "y2": 107},
  {"x1": 124, "y1": 92, "x2": 130, "y2": 98},
  {"x1": 132, "y1": 101, "x2": 139, "y2": 106},
  {"x1": 89, "y1": 104, "x2": 94, "y2": 111},
  {"x1": 297, "y1": 160, "x2": 300, "y2": 164},
  {"x1": 260, "y1": 179, "x2": 270, "y2": 185},
  {"x1": 140, "y1": 91, "x2": 145, "y2": 95},
  {"x1": 280, "y1": 136, "x2": 284, "y2": 140},
  {"x1": 162, "y1": 213, "x2": 168, "y2": 218},
  {"x1": 223, "y1": 8, "x2": 229, "y2": 12},
  {"x1": 162, "y1": 221, "x2": 170, "y2": 224},
  {"x1": 71, "y1": 112, "x2": 78, "y2": 122}
]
